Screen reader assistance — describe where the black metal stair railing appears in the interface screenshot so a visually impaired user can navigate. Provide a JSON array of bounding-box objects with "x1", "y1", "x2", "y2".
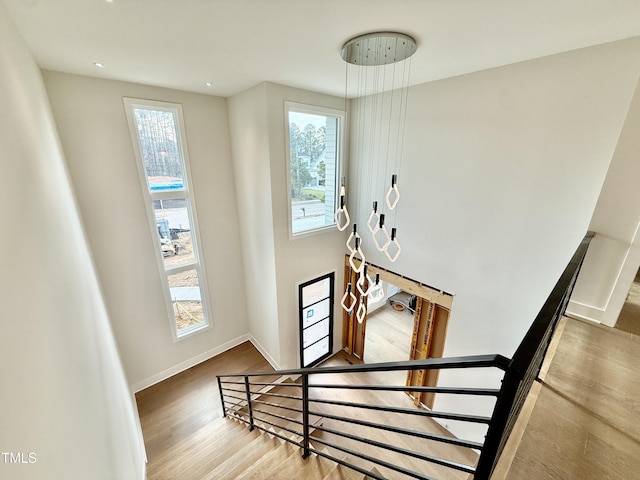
[
  {"x1": 218, "y1": 355, "x2": 509, "y2": 480},
  {"x1": 217, "y1": 232, "x2": 594, "y2": 480}
]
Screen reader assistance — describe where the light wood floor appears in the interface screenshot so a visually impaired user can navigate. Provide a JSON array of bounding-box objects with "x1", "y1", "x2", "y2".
[
  {"x1": 496, "y1": 316, "x2": 640, "y2": 480},
  {"x1": 137, "y1": 305, "x2": 640, "y2": 479},
  {"x1": 135, "y1": 341, "x2": 275, "y2": 479},
  {"x1": 363, "y1": 302, "x2": 414, "y2": 385},
  {"x1": 313, "y1": 350, "x2": 478, "y2": 480},
  {"x1": 136, "y1": 336, "x2": 477, "y2": 480}
]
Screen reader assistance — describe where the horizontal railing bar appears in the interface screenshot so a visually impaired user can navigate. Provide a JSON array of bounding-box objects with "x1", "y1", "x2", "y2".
[
  {"x1": 309, "y1": 383, "x2": 501, "y2": 396},
  {"x1": 221, "y1": 394, "x2": 247, "y2": 406},
  {"x1": 255, "y1": 391, "x2": 303, "y2": 401},
  {"x1": 220, "y1": 379, "x2": 301, "y2": 388},
  {"x1": 222, "y1": 384, "x2": 298, "y2": 396},
  {"x1": 251, "y1": 399, "x2": 303, "y2": 415},
  {"x1": 222, "y1": 404, "x2": 245, "y2": 416},
  {"x1": 251, "y1": 408, "x2": 303, "y2": 428},
  {"x1": 219, "y1": 380, "x2": 245, "y2": 385},
  {"x1": 313, "y1": 423, "x2": 476, "y2": 475},
  {"x1": 221, "y1": 393, "x2": 246, "y2": 404},
  {"x1": 217, "y1": 354, "x2": 510, "y2": 380},
  {"x1": 241, "y1": 382, "x2": 301, "y2": 387},
  {"x1": 310, "y1": 398, "x2": 492, "y2": 424},
  {"x1": 308, "y1": 409, "x2": 483, "y2": 450},
  {"x1": 309, "y1": 447, "x2": 386, "y2": 480},
  {"x1": 230, "y1": 414, "x2": 304, "y2": 448},
  {"x1": 250, "y1": 415, "x2": 303, "y2": 439},
  {"x1": 220, "y1": 387, "x2": 247, "y2": 394},
  {"x1": 309, "y1": 435, "x2": 437, "y2": 480}
]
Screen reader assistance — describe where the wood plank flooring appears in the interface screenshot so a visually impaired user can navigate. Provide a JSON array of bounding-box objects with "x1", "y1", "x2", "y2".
[
  {"x1": 136, "y1": 337, "x2": 477, "y2": 480},
  {"x1": 499, "y1": 317, "x2": 640, "y2": 480},
  {"x1": 311, "y1": 351, "x2": 479, "y2": 480},
  {"x1": 137, "y1": 308, "x2": 639, "y2": 480},
  {"x1": 135, "y1": 341, "x2": 275, "y2": 479},
  {"x1": 364, "y1": 303, "x2": 414, "y2": 364},
  {"x1": 363, "y1": 303, "x2": 414, "y2": 385}
]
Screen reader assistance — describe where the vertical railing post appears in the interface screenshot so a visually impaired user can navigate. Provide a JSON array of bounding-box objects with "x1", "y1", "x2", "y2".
[
  {"x1": 474, "y1": 367, "x2": 521, "y2": 479},
  {"x1": 301, "y1": 373, "x2": 310, "y2": 458},
  {"x1": 217, "y1": 376, "x2": 226, "y2": 418},
  {"x1": 244, "y1": 376, "x2": 254, "y2": 431}
]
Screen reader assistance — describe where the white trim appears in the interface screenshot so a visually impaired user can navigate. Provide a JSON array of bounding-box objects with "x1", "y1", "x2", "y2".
[
  {"x1": 150, "y1": 190, "x2": 187, "y2": 201},
  {"x1": 130, "y1": 333, "x2": 251, "y2": 393},
  {"x1": 284, "y1": 101, "x2": 346, "y2": 240},
  {"x1": 248, "y1": 334, "x2": 282, "y2": 371},
  {"x1": 567, "y1": 299, "x2": 606, "y2": 312},
  {"x1": 123, "y1": 97, "x2": 213, "y2": 342},
  {"x1": 564, "y1": 308, "x2": 602, "y2": 325}
]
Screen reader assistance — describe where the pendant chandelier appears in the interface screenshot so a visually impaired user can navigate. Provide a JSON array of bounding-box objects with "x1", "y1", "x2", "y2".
[{"x1": 336, "y1": 32, "x2": 416, "y2": 318}]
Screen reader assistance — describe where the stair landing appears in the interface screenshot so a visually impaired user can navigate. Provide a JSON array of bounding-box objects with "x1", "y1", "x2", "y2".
[{"x1": 493, "y1": 316, "x2": 640, "y2": 479}]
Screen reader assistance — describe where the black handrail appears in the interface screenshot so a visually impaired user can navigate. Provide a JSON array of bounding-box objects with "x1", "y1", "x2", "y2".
[
  {"x1": 218, "y1": 355, "x2": 507, "y2": 478},
  {"x1": 217, "y1": 231, "x2": 594, "y2": 479},
  {"x1": 220, "y1": 354, "x2": 510, "y2": 378},
  {"x1": 474, "y1": 231, "x2": 593, "y2": 478}
]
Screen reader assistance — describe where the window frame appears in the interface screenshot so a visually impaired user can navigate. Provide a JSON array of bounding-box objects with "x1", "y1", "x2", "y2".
[
  {"x1": 298, "y1": 271, "x2": 335, "y2": 368},
  {"x1": 284, "y1": 102, "x2": 346, "y2": 240},
  {"x1": 123, "y1": 97, "x2": 212, "y2": 341}
]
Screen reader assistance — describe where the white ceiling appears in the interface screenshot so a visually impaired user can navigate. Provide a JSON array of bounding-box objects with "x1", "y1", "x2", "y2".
[{"x1": 4, "y1": 0, "x2": 640, "y2": 98}]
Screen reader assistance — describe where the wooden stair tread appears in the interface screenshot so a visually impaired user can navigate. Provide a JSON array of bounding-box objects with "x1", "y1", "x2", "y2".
[
  {"x1": 148, "y1": 421, "x2": 260, "y2": 478},
  {"x1": 201, "y1": 432, "x2": 283, "y2": 480},
  {"x1": 146, "y1": 416, "x2": 247, "y2": 473},
  {"x1": 322, "y1": 463, "x2": 367, "y2": 480},
  {"x1": 232, "y1": 439, "x2": 300, "y2": 479}
]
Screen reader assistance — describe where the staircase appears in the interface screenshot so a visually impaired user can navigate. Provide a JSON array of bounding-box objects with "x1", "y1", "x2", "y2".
[
  {"x1": 139, "y1": 232, "x2": 594, "y2": 480},
  {"x1": 189, "y1": 417, "x2": 368, "y2": 479},
  {"x1": 216, "y1": 232, "x2": 593, "y2": 480},
  {"x1": 219, "y1": 374, "x2": 374, "y2": 478}
]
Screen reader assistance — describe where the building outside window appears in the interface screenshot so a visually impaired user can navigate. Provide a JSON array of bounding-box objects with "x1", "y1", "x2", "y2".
[
  {"x1": 124, "y1": 98, "x2": 211, "y2": 340},
  {"x1": 285, "y1": 102, "x2": 345, "y2": 237}
]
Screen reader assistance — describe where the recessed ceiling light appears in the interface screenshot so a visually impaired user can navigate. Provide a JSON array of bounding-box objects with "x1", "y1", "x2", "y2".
[
  {"x1": 94, "y1": 62, "x2": 104, "y2": 68},
  {"x1": 205, "y1": 82, "x2": 213, "y2": 87}
]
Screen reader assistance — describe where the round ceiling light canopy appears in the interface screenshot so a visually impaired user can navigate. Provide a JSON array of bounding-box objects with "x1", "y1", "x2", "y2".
[{"x1": 341, "y1": 32, "x2": 417, "y2": 66}]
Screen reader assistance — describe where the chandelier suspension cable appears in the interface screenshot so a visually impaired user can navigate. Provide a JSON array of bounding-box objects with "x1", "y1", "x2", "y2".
[
  {"x1": 385, "y1": 38, "x2": 398, "y2": 187},
  {"x1": 393, "y1": 43, "x2": 413, "y2": 228},
  {"x1": 370, "y1": 51, "x2": 381, "y2": 220},
  {"x1": 360, "y1": 57, "x2": 372, "y2": 236},
  {"x1": 364, "y1": 50, "x2": 378, "y2": 237},
  {"x1": 358, "y1": 44, "x2": 380, "y2": 260},
  {"x1": 339, "y1": 32, "x2": 417, "y2": 310}
]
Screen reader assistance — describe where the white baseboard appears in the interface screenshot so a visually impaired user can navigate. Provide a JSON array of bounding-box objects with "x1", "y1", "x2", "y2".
[
  {"x1": 566, "y1": 300, "x2": 604, "y2": 324},
  {"x1": 130, "y1": 333, "x2": 251, "y2": 393},
  {"x1": 248, "y1": 334, "x2": 281, "y2": 370}
]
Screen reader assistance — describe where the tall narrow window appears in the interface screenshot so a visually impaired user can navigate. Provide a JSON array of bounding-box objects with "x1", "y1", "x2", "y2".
[
  {"x1": 285, "y1": 102, "x2": 344, "y2": 237},
  {"x1": 124, "y1": 98, "x2": 211, "y2": 339}
]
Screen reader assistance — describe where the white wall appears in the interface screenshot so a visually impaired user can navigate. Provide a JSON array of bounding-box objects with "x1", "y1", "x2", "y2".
[
  {"x1": 227, "y1": 83, "x2": 282, "y2": 367},
  {"x1": 348, "y1": 37, "x2": 640, "y2": 440},
  {"x1": 229, "y1": 82, "x2": 349, "y2": 370},
  {"x1": 264, "y1": 83, "x2": 349, "y2": 369},
  {"x1": 568, "y1": 77, "x2": 640, "y2": 326},
  {"x1": 0, "y1": 5, "x2": 145, "y2": 479},
  {"x1": 42, "y1": 71, "x2": 249, "y2": 390}
]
